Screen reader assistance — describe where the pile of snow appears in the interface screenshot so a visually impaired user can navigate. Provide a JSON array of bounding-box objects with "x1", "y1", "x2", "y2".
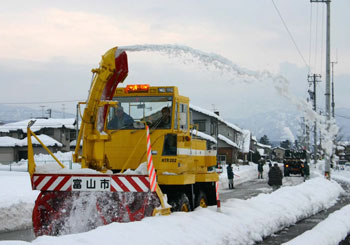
[
  {"x1": 285, "y1": 204, "x2": 350, "y2": 245},
  {"x1": 0, "y1": 171, "x2": 39, "y2": 232},
  {"x1": 0, "y1": 151, "x2": 75, "y2": 172},
  {"x1": 0, "y1": 177, "x2": 343, "y2": 245},
  {"x1": 241, "y1": 129, "x2": 251, "y2": 153},
  {"x1": 1, "y1": 154, "x2": 350, "y2": 244}
]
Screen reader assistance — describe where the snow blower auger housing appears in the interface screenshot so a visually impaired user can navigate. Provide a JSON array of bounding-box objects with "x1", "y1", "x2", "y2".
[{"x1": 28, "y1": 46, "x2": 219, "y2": 236}]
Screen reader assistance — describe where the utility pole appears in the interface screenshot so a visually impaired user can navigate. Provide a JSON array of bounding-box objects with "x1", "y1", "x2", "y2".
[
  {"x1": 308, "y1": 74, "x2": 321, "y2": 164},
  {"x1": 76, "y1": 103, "x2": 79, "y2": 142},
  {"x1": 331, "y1": 60, "x2": 337, "y2": 118},
  {"x1": 310, "y1": 0, "x2": 331, "y2": 179},
  {"x1": 62, "y1": 104, "x2": 66, "y2": 119},
  {"x1": 46, "y1": 109, "x2": 52, "y2": 118},
  {"x1": 40, "y1": 105, "x2": 45, "y2": 118}
]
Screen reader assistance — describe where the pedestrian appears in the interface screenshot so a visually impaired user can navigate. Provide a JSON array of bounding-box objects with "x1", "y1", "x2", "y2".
[
  {"x1": 257, "y1": 158, "x2": 264, "y2": 179},
  {"x1": 268, "y1": 163, "x2": 283, "y2": 191},
  {"x1": 303, "y1": 162, "x2": 310, "y2": 181},
  {"x1": 227, "y1": 163, "x2": 235, "y2": 189}
]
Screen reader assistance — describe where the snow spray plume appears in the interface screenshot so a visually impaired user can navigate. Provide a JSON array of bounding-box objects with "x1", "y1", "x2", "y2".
[{"x1": 120, "y1": 44, "x2": 338, "y2": 158}]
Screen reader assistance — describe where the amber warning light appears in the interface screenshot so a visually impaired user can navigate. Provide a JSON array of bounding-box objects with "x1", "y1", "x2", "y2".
[{"x1": 125, "y1": 84, "x2": 150, "y2": 93}]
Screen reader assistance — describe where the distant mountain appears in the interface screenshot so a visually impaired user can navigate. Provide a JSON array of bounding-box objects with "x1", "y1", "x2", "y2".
[
  {"x1": 226, "y1": 107, "x2": 350, "y2": 143},
  {"x1": 0, "y1": 104, "x2": 75, "y2": 123}
]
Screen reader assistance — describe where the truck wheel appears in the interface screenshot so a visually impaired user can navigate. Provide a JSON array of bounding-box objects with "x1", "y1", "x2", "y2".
[
  {"x1": 195, "y1": 191, "x2": 208, "y2": 208},
  {"x1": 169, "y1": 193, "x2": 191, "y2": 212}
]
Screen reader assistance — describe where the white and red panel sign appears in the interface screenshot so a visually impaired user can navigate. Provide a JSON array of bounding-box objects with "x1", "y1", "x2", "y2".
[{"x1": 32, "y1": 174, "x2": 151, "y2": 192}]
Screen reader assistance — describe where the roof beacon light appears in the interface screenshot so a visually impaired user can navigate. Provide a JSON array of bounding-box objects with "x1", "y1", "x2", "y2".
[{"x1": 126, "y1": 84, "x2": 150, "y2": 93}]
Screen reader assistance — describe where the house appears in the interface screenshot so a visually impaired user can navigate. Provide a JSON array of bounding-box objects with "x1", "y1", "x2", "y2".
[
  {"x1": 0, "y1": 118, "x2": 77, "y2": 152},
  {"x1": 256, "y1": 142, "x2": 272, "y2": 160},
  {"x1": 190, "y1": 104, "x2": 219, "y2": 147},
  {"x1": 190, "y1": 104, "x2": 243, "y2": 165},
  {"x1": 0, "y1": 135, "x2": 62, "y2": 163},
  {"x1": 238, "y1": 129, "x2": 251, "y2": 164},
  {"x1": 336, "y1": 141, "x2": 350, "y2": 161},
  {"x1": 218, "y1": 121, "x2": 242, "y2": 165},
  {"x1": 273, "y1": 146, "x2": 286, "y2": 163}
]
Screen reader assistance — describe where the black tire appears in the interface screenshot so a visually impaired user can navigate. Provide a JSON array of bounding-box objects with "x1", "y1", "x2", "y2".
[
  {"x1": 169, "y1": 193, "x2": 191, "y2": 212},
  {"x1": 195, "y1": 191, "x2": 208, "y2": 208}
]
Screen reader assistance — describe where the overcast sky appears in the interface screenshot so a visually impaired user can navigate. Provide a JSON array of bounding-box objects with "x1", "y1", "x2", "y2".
[{"x1": 0, "y1": 0, "x2": 349, "y2": 121}]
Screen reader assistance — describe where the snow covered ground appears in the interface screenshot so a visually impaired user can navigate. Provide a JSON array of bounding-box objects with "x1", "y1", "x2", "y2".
[{"x1": 0, "y1": 154, "x2": 350, "y2": 245}]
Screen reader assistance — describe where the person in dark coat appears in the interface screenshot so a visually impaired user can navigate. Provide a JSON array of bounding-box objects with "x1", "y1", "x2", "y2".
[
  {"x1": 107, "y1": 106, "x2": 134, "y2": 130},
  {"x1": 268, "y1": 163, "x2": 283, "y2": 190},
  {"x1": 157, "y1": 107, "x2": 171, "y2": 129},
  {"x1": 227, "y1": 164, "x2": 235, "y2": 189},
  {"x1": 303, "y1": 162, "x2": 310, "y2": 181},
  {"x1": 257, "y1": 158, "x2": 264, "y2": 179}
]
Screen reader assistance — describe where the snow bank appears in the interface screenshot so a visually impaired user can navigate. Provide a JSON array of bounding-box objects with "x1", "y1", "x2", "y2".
[
  {"x1": 0, "y1": 172, "x2": 39, "y2": 232},
  {"x1": 0, "y1": 177, "x2": 342, "y2": 245},
  {"x1": 284, "y1": 204, "x2": 350, "y2": 245}
]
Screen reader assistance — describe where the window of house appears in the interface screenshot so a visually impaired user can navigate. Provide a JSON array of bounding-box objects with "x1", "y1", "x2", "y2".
[
  {"x1": 218, "y1": 155, "x2": 226, "y2": 164},
  {"x1": 210, "y1": 121, "x2": 217, "y2": 135},
  {"x1": 70, "y1": 130, "x2": 77, "y2": 141},
  {"x1": 193, "y1": 120, "x2": 206, "y2": 132}
]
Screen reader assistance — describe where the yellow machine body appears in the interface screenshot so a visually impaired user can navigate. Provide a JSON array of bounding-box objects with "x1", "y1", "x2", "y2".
[{"x1": 103, "y1": 86, "x2": 218, "y2": 185}]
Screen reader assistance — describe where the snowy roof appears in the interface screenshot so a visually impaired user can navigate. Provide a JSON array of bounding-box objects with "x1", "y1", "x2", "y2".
[
  {"x1": 252, "y1": 136, "x2": 257, "y2": 142},
  {"x1": 0, "y1": 135, "x2": 62, "y2": 147},
  {"x1": 191, "y1": 129, "x2": 217, "y2": 144},
  {"x1": 218, "y1": 134, "x2": 238, "y2": 148},
  {"x1": 257, "y1": 148, "x2": 265, "y2": 156},
  {"x1": 70, "y1": 139, "x2": 83, "y2": 147},
  {"x1": 273, "y1": 146, "x2": 286, "y2": 151},
  {"x1": 190, "y1": 104, "x2": 242, "y2": 133},
  {"x1": 241, "y1": 129, "x2": 251, "y2": 153},
  {"x1": 338, "y1": 141, "x2": 350, "y2": 147},
  {"x1": 0, "y1": 136, "x2": 21, "y2": 147},
  {"x1": 0, "y1": 118, "x2": 76, "y2": 133},
  {"x1": 337, "y1": 145, "x2": 345, "y2": 151},
  {"x1": 257, "y1": 142, "x2": 271, "y2": 149}
]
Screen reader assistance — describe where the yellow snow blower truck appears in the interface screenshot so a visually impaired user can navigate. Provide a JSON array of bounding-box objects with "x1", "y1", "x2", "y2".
[{"x1": 27, "y1": 46, "x2": 219, "y2": 236}]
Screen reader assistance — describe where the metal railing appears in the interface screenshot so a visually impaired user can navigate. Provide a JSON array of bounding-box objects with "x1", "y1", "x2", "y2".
[{"x1": 0, "y1": 159, "x2": 73, "y2": 172}]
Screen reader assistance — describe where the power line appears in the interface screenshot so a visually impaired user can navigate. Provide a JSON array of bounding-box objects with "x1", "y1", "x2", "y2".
[
  {"x1": 0, "y1": 99, "x2": 84, "y2": 105},
  {"x1": 308, "y1": 4, "x2": 313, "y2": 72},
  {"x1": 314, "y1": 4, "x2": 319, "y2": 74},
  {"x1": 320, "y1": 4, "x2": 325, "y2": 75},
  {"x1": 271, "y1": 0, "x2": 309, "y2": 69}
]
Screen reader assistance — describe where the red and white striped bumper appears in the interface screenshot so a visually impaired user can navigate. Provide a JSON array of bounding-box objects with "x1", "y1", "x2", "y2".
[{"x1": 32, "y1": 174, "x2": 152, "y2": 192}]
